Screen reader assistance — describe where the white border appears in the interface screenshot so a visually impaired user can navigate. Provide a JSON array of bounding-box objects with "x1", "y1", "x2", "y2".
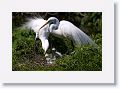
[{"x1": 0, "y1": 0, "x2": 114, "y2": 83}]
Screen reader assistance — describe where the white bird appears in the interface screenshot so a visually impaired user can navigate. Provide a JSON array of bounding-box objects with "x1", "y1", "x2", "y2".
[{"x1": 23, "y1": 17, "x2": 96, "y2": 56}]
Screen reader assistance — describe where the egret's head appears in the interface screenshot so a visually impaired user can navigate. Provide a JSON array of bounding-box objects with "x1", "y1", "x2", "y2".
[
  {"x1": 39, "y1": 17, "x2": 59, "y2": 32},
  {"x1": 47, "y1": 17, "x2": 59, "y2": 23}
]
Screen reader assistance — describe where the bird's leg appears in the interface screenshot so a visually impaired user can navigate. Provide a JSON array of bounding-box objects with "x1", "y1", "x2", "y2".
[
  {"x1": 34, "y1": 33, "x2": 40, "y2": 60},
  {"x1": 48, "y1": 37, "x2": 54, "y2": 58},
  {"x1": 50, "y1": 41, "x2": 54, "y2": 58}
]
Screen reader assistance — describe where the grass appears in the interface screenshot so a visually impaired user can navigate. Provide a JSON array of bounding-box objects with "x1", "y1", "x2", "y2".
[{"x1": 12, "y1": 28, "x2": 102, "y2": 71}]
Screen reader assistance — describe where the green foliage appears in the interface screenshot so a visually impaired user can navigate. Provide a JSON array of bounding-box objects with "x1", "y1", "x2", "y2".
[
  {"x1": 55, "y1": 45, "x2": 102, "y2": 71},
  {"x1": 12, "y1": 28, "x2": 102, "y2": 71}
]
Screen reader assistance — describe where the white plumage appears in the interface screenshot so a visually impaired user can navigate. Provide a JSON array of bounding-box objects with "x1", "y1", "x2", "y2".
[
  {"x1": 56, "y1": 20, "x2": 95, "y2": 45},
  {"x1": 23, "y1": 17, "x2": 96, "y2": 55},
  {"x1": 23, "y1": 17, "x2": 47, "y2": 33}
]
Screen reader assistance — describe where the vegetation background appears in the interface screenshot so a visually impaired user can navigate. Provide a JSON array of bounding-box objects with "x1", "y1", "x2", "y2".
[{"x1": 12, "y1": 12, "x2": 102, "y2": 71}]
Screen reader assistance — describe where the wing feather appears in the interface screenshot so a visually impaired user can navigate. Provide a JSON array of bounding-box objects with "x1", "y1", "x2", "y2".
[{"x1": 59, "y1": 20, "x2": 96, "y2": 46}]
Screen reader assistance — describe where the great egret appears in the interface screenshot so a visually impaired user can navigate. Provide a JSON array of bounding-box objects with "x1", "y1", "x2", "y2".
[{"x1": 24, "y1": 17, "x2": 96, "y2": 57}]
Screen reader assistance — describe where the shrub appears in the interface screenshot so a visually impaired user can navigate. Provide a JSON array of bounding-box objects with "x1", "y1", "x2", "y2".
[{"x1": 12, "y1": 28, "x2": 102, "y2": 71}]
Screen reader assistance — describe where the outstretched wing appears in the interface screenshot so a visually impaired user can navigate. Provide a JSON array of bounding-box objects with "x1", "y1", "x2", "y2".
[{"x1": 59, "y1": 20, "x2": 96, "y2": 46}]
